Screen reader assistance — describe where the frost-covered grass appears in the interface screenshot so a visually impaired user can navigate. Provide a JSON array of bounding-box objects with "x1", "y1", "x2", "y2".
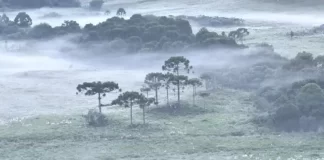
[{"x1": 1, "y1": 88, "x2": 324, "y2": 160}]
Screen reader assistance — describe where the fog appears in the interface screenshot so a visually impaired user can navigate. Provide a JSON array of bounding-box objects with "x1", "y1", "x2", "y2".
[{"x1": 1, "y1": 0, "x2": 324, "y2": 124}]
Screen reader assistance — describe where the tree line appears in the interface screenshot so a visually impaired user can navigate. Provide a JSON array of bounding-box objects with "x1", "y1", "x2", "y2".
[{"x1": 0, "y1": 12, "x2": 248, "y2": 53}]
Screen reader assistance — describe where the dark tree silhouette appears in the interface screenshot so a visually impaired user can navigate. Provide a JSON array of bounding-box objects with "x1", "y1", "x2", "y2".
[
  {"x1": 187, "y1": 78, "x2": 203, "y2": 106},
  {"x1": 60, "y1": 20, "x2": 81, "y2": 33},
  {"x1": 116, "y1": 8, "x2": 126, "y2": 16},
  {"x1": 0, "y1": 14, "x2": 9, "y2": 24},
  {"x1": 228, "y1": 28, "x2": 249, "y2": 44},
  {"x1": 162, "y1": 56, "x2": 192, "y2": 105},
  {"x1": 144, "y1": 72, "x2": 164, "y2": 104},
  {"x1": 76, "y1": 81, "x2": 120, "y2": 113},
  {"x1": 14, "y1": 12, "x2": 32, "y2": 27},
  {"x1": 29, "y1": 23, "x2": 54, "y2": 39},
  {"x1": 112, "y1": 91, "x2": 154, "y2": 125}
]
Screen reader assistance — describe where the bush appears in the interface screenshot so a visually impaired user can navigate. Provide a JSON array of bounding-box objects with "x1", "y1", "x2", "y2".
[
  {"x1": 84, "y1": 109, "x2": 108, "y2": 127},
  {"x1": 296, "y1": 83, "x2": 324, "y2": 118},
  {"x1": 89, "y1": 0, "x2": 104, "y2": 10},
  {"x1": 29, "y1": 23, "x2": 54, "y2": 39},
  {"x1": 273, "y1": 103, "x2": 301, "y2": 132},
  {"x1": 283, "y1": 51, "x2": 316, "y2": 70},
  {"x1": 0, "y1": 13, "x2": 241, "y2": 53},
  {"x1": 255, "y1": 80, "x2": 324, "y2": 132}
]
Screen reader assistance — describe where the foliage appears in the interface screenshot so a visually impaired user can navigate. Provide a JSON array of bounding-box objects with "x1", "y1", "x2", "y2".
[
  {"x1": 282, "y1": 51, "x2": 322, "y2": 71},
  {"x1": 144, "y1": 72, "x2": 164, "y2": 104},
  {"x1": 140, "y1": 85, "x2": 151, "y2": 97},
  {"x1": 296, "y1": 83, "x2": 324, "y2": 118},
  {"x1": 116, "y1": 8, "x2": 126, "y2": 16},
  {"x1": 55, "y1": 20, "x2": 81, "y2": 35},
  {"x1": 195, "y1": 27, "x2": 239, "y2": 48},
  {"x1": 76, "y1": 81, "x2": 120, "y2": 113},
  {"x1": 162, "y1": 56, "x2": 192, "y2": 105},
  {"x1": 273, "y1": 103, "x2": 301, "y2": 132},
  {"x1": 29, "y1": 23, "x2": 54, "y2": 39},
  {"x1": 84, "y1": 109, "x2": 108, "y2": 127},
  {"x1": 0, "y1": 13, "x2": 242, "y2": 53},
  {"x1": 14, "y1": 12, "x2": 32, "y2": 28},
  {"x1": 112, "y1": 91, "x2": 154, "y2": 124},
  {"x1": 89, "y1": 0, "x2": 104, "y2": 10}
]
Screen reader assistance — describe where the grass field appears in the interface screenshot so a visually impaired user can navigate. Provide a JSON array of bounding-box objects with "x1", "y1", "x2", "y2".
[{"x1": 1, "y1": 88, "x2": 324, "y2": 160}]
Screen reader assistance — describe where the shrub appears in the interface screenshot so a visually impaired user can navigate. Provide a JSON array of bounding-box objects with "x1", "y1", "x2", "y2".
[
  {"x1": 255, "y1": 80, "x2": 324, "y2": 132},
  {"x1": 296, "y1": 83, "x2": 324, "y2": 118},
  {"x1": 273, "y1": 103, "x2": 301, "y2": 132},
  {"x1": 29, "y1": 23, "x2": 54, "y2": 39},
  {"x1": 283, "y1": 51, "x2": 315, "y2": 70},
  {"x1": 84, "y1": 109, "x2": 108, "y2": 127}
]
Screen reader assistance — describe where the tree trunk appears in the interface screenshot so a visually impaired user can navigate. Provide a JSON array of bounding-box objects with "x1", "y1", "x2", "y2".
[
  {"x1": 166, "y1": 87, "x2": 169, "y2": 106},
  {"x1": 130, "y1": 102, "x2": 133, "y2": 125},
  {"x1": 143, "y1": 107, "x2": 145, "y2": 124},
  {"x1": 98, "y1": 93, "x2": 102, "y2": 113},
  {"x1": 176, "y1": 68, "x2": 180, "y2": 106}
]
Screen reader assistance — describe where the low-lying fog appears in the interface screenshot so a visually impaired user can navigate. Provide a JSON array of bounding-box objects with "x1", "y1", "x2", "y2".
[{"x1": 1, "y1": 0, "x2": 324, "y2": 124}]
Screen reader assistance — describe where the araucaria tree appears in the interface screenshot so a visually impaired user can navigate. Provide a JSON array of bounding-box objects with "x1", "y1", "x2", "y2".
[
  {"x1": 162, "y1": 73, "x2": 174, "y2": 105},
  {"x1": 145, "y1": 72, "x2": 164, "y2": 104},
  {"x1": 116, "y1": 8, "x2": 126, "y2": 16},
  {"x1": 162, "y1": 56, "x2": 192, "y2": 105},
  {"x1": 76, "y1": 81, "x2": 120, "y2": 113},
  {"x1": 187, "y1": 78, "x2": 202, "y2": 106},
  {"x1": 112, "y1": 91, "x2": 154, "y2": 125}
]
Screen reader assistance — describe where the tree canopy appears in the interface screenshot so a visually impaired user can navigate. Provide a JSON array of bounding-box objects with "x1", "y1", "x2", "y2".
[
  {"x1": 14, "y1": 12, "x2": 32, "y2": 28},
  {"x1": 112, "y1": 91, "x2": 154, "y2": 124},
  {"x1": 0, "y1": 13, "x2": 242, "y2": 52},
  {"x1": 76, "y1": 81, "x2": 120, "y2": 113},
  {"x1": 144, "y1": 72, "x2": 164, "y2": 104}
]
